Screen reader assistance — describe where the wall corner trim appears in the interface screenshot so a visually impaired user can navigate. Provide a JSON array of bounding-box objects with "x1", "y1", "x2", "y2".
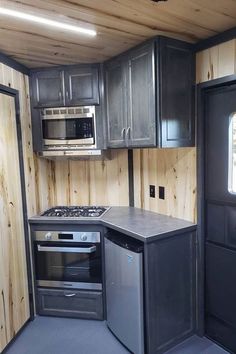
[
  {"x1": 195, "y1": 26, "x2": 236, "y2": 52},
  {"x1": 0, "y1": 51, "x2": 30, "y2": 76}
]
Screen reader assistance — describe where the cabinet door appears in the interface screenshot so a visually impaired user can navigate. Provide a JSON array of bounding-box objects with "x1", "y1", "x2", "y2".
[
  {"x1": 159, "y1": 37, "x2": 195, "y2": 147},
  {"x1": 0, "y1": 93, "x2": 30, "y2": 352},
  {"x1": 105, "y1": 59, "x2": 127, "y2": 148},
  {"x1": 32, "y1": 69, "x2": 64, "y2": 108},
  {"x1": 126, "y1": 42, "x2": 156, "y2": 147},
  {"x1": 37, "y1": 288, "x2": 103, "y2": 320},
  {"x1": 64, "y1": 65, "x2": 99, "y2": 106}
]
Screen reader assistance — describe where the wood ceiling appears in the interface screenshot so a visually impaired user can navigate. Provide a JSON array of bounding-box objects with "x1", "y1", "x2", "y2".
[{"x1": 0, "y1": 0, "x2": 236, "y2": 68}]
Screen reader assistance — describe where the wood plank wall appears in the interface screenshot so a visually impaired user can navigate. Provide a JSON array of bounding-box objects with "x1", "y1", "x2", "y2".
[
  {"x1": 0, "y1": 78, "x2": 30, "y2": 351},
  {"x1": 133, "y1": 148, "x2": 197, "y2": 223},
  {"x1": 34, "y1": 151, "x2": 129, "y2": 213},
  {"x1": 196, "y1": 39, "x2": 236, "y2": 83}
]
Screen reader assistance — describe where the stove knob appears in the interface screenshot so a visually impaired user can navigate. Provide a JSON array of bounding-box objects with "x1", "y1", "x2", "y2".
[
  {"x1": 81, "y1": 234, "x2": 87, "y2": 241},
  {"x1": 45, "y1": 232, "x2": 52, "y2": 240}
]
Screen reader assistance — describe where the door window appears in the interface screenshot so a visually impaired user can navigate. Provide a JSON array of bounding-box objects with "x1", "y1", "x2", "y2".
[{"x1": 229, "y1": 113, "x2": 236, "y2": 194}]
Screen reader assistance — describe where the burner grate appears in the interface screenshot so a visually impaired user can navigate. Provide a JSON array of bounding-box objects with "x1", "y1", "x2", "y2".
[{"x1": 42, "y1": 206, "x2": 108, "y2": 218}]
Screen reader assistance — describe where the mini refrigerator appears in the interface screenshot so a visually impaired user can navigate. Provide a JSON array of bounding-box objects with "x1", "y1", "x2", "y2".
[{"x1": 104, "y1": 232, "x2": 144, "y2": 354}]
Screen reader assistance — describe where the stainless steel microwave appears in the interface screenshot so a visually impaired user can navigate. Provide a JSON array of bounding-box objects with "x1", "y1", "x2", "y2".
[{"x1": 41, "y1": 106, "x2": 96, "y2": 150}]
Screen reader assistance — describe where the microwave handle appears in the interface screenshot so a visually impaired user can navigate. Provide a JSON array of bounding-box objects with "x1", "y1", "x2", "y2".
[{"x1": 37, "y1": 245, "x2": 96, "y2": 254}]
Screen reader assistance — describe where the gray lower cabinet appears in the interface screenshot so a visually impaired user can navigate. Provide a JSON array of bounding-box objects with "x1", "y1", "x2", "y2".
[
  {"x1": 37, "y1": 288, "x2": 103, "y2": 320},
  {"x1": 144, "y1": 231, "x2": 196, "y2": 354},
  {"x1": 105, "y1": 36, "x2": 195, "y2": 148}
]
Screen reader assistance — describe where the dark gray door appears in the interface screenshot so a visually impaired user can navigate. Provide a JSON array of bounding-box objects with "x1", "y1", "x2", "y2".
[
  {"x1": 105, "y1": 59, "x2": 127, "y2": 148},
  {"x1": 126, "y1": 42, "x2": 156, "y2": 147},
  {"x1": 64, "y1": 66, "x2": 99, "y2": 106},
  {"x1": 205, "y1": 84, "x2": 236, "y2": 353},
  {"x1": 32, "y1": 69, "x2": 64, "y2": 108}
]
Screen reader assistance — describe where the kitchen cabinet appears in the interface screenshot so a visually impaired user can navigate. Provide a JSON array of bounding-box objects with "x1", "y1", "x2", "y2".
[
  {"x1": 31, "y1": 64, "x2": 100, "y2": 108},
  {"x1": 144, "y1": 231, "x2": 196, "y2": 354},
  {"x1": 64, "y1": 66, "x2": 99, "y2": 106},
  {"x1": 127, "y1": 42, "x2": 156, "y2": 147},
  {"x1": 105, "y1": 36, "x2": 195, "y2": 148},
  {"x1": 105, "y1": 42, "x2": 155, "y2": 148},
  {"x1": 105, "y1": 58, "x2": 127, "y2": 148},
  {"x1": 31, "y1": 69, "x2": 64, "y2": 108},
  {"x1": 37, "y1": 288, "x2": 103, "y2": 320}
]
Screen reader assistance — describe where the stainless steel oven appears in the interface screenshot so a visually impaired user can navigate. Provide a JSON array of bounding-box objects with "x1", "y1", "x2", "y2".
[
  {"x1": 41, "y1": 106, "x2": 96, "y2": 150},
  {"x1": 34, "y1": 231, "x2": 102, "y2": 290}
]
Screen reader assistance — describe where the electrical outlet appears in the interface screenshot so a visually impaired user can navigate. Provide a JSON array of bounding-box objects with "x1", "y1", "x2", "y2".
[
  {"x1": 149, "y1": 185, "x2": 155, "y2": 198},
  {"x1": 159, "y1": 186, "x2": 165, "y2": 200}
]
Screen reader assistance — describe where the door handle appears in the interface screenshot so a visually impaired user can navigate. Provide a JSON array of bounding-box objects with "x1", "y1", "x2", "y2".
[
  {"x1": 121, "y1": 128, "x2": 126, "y2": 140},
  {"x1": 64, "y1": 293, "x2": 76, "y2": 297},
  {"x1": 37, "y1": 245, "x2": 96, "y2": 253},
  {"x1": 126, "y1": 127, "x2": 131, "y2": 140}
]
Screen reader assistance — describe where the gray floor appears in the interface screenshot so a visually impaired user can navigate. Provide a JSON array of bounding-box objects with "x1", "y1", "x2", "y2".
[{"x1": 4, "y1": 316, "x2": 230, "y2": 354}]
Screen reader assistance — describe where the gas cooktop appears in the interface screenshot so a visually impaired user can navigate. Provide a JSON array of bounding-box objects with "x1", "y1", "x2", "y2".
[{"x1": 41, "y1": 206, "x2": 109, "y2": 218}]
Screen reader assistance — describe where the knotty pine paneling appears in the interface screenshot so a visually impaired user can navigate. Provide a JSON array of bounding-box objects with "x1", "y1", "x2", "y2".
[
  {"x1": 196, "y1": 39, "x2": 236, "y2": 83},
  {"x1": 2, "y1": 0, "x2": 236, "y2": 67},
  {"x1": 133, "y1": 148, "x2": 197, "y2": 223},
  {"x1": 34, "y1": 150, "x2": 129, "y2": 213},
  {"x1": 0, "y1": 93, "x2": 30, "y2": 351}
]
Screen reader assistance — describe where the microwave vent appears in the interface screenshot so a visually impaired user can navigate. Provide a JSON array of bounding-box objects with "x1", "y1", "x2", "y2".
[{"x1": 42, "y1": 106, "x2": 94, "y2": 117}]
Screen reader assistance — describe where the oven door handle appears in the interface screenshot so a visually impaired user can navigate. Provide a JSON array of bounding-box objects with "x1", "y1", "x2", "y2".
[{"x1": 37, "y1": 245, "x2": 97, "y2": 253}]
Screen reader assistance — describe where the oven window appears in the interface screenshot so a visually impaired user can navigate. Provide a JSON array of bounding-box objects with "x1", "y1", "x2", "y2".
[
  {"x1": 42, "y1": 118, "x2": 94, "y2": 140},
  {"x1": 35, "y1": 243, "x2": 101, "y2": 285}
]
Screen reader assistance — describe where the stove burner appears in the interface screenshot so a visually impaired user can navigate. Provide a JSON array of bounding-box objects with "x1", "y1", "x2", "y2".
[{"x1": 42, "y1": 206, "x2": 108, "y2": 218}]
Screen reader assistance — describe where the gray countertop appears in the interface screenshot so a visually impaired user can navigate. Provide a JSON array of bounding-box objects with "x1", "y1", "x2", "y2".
[
  {"x1": 29, "y1": 207, "x2": 196, "y2": 242},
  {"x1": 29, "y1": 207, "x2": 196, "y2": 243}
]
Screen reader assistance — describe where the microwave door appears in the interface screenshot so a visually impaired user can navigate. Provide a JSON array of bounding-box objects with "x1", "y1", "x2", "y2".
[{"x1": 42, "y1": 117, "x2": 95, "y2": 146}]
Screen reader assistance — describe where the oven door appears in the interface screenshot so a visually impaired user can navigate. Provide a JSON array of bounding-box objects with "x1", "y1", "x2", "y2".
[
  {"x1": 34, "y1": 242, "x2": 102, "y2": 290},
  {"x1": 42, "y1": 116, "x2": 95, "y2": 146}
]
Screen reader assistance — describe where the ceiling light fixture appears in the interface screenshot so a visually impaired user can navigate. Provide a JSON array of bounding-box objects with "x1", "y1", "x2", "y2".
[{"x1": 0, "y1": 7, "x2": 97, "y2": 36}]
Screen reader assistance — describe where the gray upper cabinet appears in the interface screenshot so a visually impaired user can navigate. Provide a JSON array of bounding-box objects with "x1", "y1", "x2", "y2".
[
  {"x1": 31, "y1": 69, "x2": 64, "y2": 108},
  {"x1": 159, "y1": 37, "x2": 195, "y2": 148},
  {"x1": 105, "y1": 59, "x2": 127, "y2": 148},
  {"x1": 64, "y1": 66, "x2": 99, "y2": 106},
  {"x1": 31, "y1": 65, "x2": 100, "y2": 108},
  {"x1": 105, "y1": 36, "x2": 195, "y2": 149},
  {"x1": 127, "y1": 43, "x2": 156, "y2": 147},
  {"x1": 105, "y1": 42, "x2": 155, "y2": 148}
]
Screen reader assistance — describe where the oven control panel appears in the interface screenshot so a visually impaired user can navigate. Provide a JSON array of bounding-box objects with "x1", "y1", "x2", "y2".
[
  {"x1": 45, "y1": 232, "x2": 52, "y2": 240},
  {"x1": 35, "y1": 231, "x2": 100, "y2": 243}
]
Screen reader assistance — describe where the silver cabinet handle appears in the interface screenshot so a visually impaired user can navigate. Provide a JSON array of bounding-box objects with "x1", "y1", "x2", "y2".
[
  {"x1": 66, "y1": 90, "x2": 69, "y2": 99},
  {"x1": 58, "y1": 91, "x2": 62, "y2": 99},
  {"x1": 126, "y1": 127, "x2": 131, "y2": 140},
  {"x1": 64, "y1": 293, "x2": 76, "y2": 297},
  {"x1": 121, "y1": 128, "x2": 126, "y2": 140},
  {"x1": 37, "y1": 245, "x2": 96, "y2": 253}
]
